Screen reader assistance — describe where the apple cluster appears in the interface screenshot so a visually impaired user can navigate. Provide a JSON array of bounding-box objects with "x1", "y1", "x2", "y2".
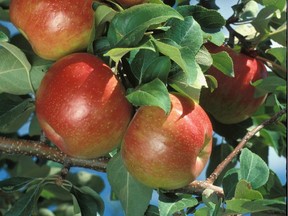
[{"x1": 10, "y1": 0, "x2": 267, "y2": 190}]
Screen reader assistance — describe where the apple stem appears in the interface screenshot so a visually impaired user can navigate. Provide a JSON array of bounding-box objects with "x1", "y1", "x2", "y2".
[
  {"x1": 205, "y1": 108, "x2": 286, "y2": 184},
  {"x1": 0, "y1": 136, "x2": 109, "y2": 172}
]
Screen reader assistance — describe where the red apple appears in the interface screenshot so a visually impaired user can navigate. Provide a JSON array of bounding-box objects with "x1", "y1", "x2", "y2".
[
  {"x1": 35, "y1": 53, "x2": 133, "y2": 159},
  {"x1": 9, "y1": 0, "x2": 94, "y2": 60},
  {"x1": 121, "y1": 93, "x2": 213, "y2": 190},
  {"x1": 200, "y1": 43, "x2": 268, "y2": 124}
]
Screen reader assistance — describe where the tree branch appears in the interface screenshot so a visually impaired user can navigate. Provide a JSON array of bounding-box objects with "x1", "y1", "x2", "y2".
[
  {"x1": 206, "y1": 108, "x2": 286, "y2": 184},
  {"x1": 0, "y1": 109, "x2": 286, "y2": 198},
  {"x1": 0, "y1": 137, "x2": 109, "y2": 172}
]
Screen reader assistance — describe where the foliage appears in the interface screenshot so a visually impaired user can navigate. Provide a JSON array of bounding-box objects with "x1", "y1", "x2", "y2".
[{"x1": 0, "y1": 0, "x2": 286, "y2": 215}]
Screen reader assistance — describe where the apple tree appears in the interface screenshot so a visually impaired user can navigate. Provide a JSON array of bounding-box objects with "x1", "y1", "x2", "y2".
[{"x1": 0, "y1": 0, "x2": 286, "y2": 215}]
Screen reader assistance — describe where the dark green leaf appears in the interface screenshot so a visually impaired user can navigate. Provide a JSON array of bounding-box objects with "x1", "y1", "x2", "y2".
[
  {"x1": 0, "y1": 31, "x2": 8, "y2": 42},
  {"x1": 70, "y1": 186, "x2": 104, "y2": 216},
  {"x1": 158, "y1": 193, "x2": 198, "y2": 216},
  {"x1": 0, "y1": 177, "x2": 33, "y2": 192},
  {"x1": 107, "y1": 153, "x2": 153, "y2": 216},
  {"x1": 145, "y1": 205, "x2": 160, "y2": 216},
  {"x1": 107, "y1": 3, "x2": 183, "y2": 47},
  {"x1": 5, "y1": 185, "x2": 41, "y2": 216},
  {"x1": 126, "y1": 78, "x2": 171, "y2": 114},
  {"x1": 266, "y1": 47, "x2": 286, "y2": 68},
  {"x1": 252, "y1": 75, "x2": 286, "y2": 97},
  {"x1": 239, "y1": 148, "x2": 269, "y2": 189},
  {"x1": 176, "y1": 5, "x2": 225, "y2": 29},
  {"x1": 222, "y1": 168, "x2": 240, "y2": 200},
  {"x1": 256, "y1": 170, "x2": 286, "y2": 199},
  {"x1": 0, "y1": 94, "x2": 34, "y2": 133},
  {"x1": 225, "y1": 198, "x2": 286, "y2": 215},
  {"x1": 211, "y1": 51, "x2": 234, "y2": 77}
]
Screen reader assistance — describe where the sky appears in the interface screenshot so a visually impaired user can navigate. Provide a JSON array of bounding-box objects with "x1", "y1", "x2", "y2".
[{"x1": 0, "y1": 0, "x2": 286, "y2": 215}]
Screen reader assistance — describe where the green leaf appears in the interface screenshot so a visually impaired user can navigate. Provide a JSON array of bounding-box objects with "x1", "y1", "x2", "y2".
[
  {"x1": 70, "y1": 186, "x2": 104, "y2": 216},
  {"x1": 211, "y1": 51, "x2": 234, "y2": 77},
  {"x1": 0, "y1": 42, "x2": 35, "y2": 95},
  {"x1": 261, "y1": 0, "x2": 286, "y2": 11},
  {"x1": 152, "y1": 39, "x2": 207, "y2": 88},
  {"x1": 0, "y1": 94, "x2": 34, "y2": 133},
  {"x1": 234, "y1": 180, "x2": 263, "y2": 200},
  {"x1": 240, "y1": 0, "x2": 259, "y2": 20},
  {"x1": 107, "y1": 3, "x2": 183, "y2": 47},
  {"x1": 0, "y1": 177, "x2": 33, "y2": 192},
  {"x1": 126, "y1": 78, "x2": 171, "y2": 114},
  {"x1": 145, "y1": 205, "x2": 160, "y2": 216},
  {"x1": 252, "y1": 75, "x2": 286, "y2": 97},
  {"x1": 256, "y1": 170, "x2": 286, "y2": 199},
  {"x1": 107, "y1": 153, "x2": 153, "y2": 216},
  {"x1": 168, "y1": 72, "x2": 202, "y2": 103},
  {"x1": 0, "y1": 31, "x2": 8, "y2": 42},
  {"x1": 5, "y1": 185, "x2": 41, "y2": 216},
  {"x1": 266, "y1": 47, "x2": 286, "y2": 68},
  {"x1": 176, "y1": 5, "x2": 225, "y2": 29},
  {"x1": 195, "y1": 46, "x2": 213, "y2": 72},
  {"x1": 222, "y1": 168, "x2": 240, "y2": 200},
  {"x1": 158, "y1": 193, "x2": 198, "y2": 216},
  {"x1": 239, "y1": 148, "x2": 269, "y2": 189},
  {"x1": 165, "y1": 16, "x2": 203, "y2": 55},
  {"x1": 202, "y1": 188, "x2": 221, "y2": 213},
  {"x1": 225, "y1": 198, "x2": 286, "y2": 215},
  {"x1": 105, "y1": 38, "x2": 155, "y2": 63},
  {"x1": 0, "y1": 8, "x2": 10, "y2": 21}
]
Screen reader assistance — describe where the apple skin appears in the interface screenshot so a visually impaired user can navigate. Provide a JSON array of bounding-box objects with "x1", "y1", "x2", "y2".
[
  {"x1": 121, "y1": 93, "x2": 213, "y2": 190},
  {"x1": 200, "y1": 43, "x2": 268, "y2": 124},
  {"x1": 35, "y1": 53, "x2": 133, "y2": 159},
  {"x1": 9, "y1": 0, "x2": 94, "y2": 60}
]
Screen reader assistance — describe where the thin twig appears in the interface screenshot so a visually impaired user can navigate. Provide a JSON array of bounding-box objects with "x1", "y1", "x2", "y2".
[
  {"x1": 0, "y1": 136, "x2": 109, "y2": 172},
  {"x1": 206, "y1": 108, "x2": 286, "y2": 184}
]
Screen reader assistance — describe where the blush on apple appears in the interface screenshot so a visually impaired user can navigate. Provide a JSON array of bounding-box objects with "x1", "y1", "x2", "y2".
[
  {"x1": 200, "y1": 42, "x2": 268, "y2": 124},
  {"x1": 10, "y1": 0, "x2": 94, "y2": 60},
  {"x1": 122, "y1": 93, "x2": 213, "y2": 190},
  {"x1": 35, "y1": 53, "x2": 133, "y2": 159}
]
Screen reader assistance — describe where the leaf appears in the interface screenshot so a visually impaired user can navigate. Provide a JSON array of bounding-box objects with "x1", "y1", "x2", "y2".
[
  {"x1": 211, "y1": 51, "x2": 234, "y2": 77},
  {"x1": 202, "y1": 188, "x2": 221, "y2": 212},
  {"x1": 145, "y1": 205, "x2": 160, "y2": 216},
  {"x1": 0, "y1": 31, "x2": 8, "y2": 42},
  {"x1": 225, "y1": 198, "x2": 286, "y2": 215},
  {"x1": 252, "y1": 75, "x2": 286, "y2": 97},
  {"x1": 222, "y1": 168, "x2": 240, "y2": 200},
  {"x1": 195, "y1": 46, "x2": 213, "y2": 72},
  {"x1": 240, "y1": 0, "x2": 259, "y2": 20},
  {"x1": 256, "y1": 170, "x2": 286, "y2": 199},
  {"x1": 0, "y1": 42, "x2": 35, "y2": 95},
  {"x1": 165, "y1": 16, "x2": 203, "y2": 55},
  {"x1": 107, "y1": 153, "x2": 153, "y2": 216},
  {"x1": 266, "y1": 47, "x2": 286, "y2": 68},
  {"x1": 152, "y1": 39, "x2": 207, "y2": 88},
  {"x1": 5, "y1": 185, "x2": 41, "y2": 216},
  {"x1": 168, "y1": 72, "x2": 202, "y2": 103},
  {"x1": 239, "y1": 148, "x2": 269, "y2": 189},
  {"x1": 0, "y1": 177, "x2": 33, "y2": 192},
  {"x1": 234, "y1": 180, "x2": 263, "y2": 200},
  {"x1": 70, "y1": 186, "x2": 104, "y2": 216},
  {"x1": 126, "y1": 78, "x2": 171, "y2": 114},
  {"x1": 158, "y1": 193, "x2": 198, "y2": 216},
  {"x1": 107, "y1": 3, "x2": 183, "y2": 47},
  {"x1": 0, "y1": 94, "x2": 34, "y2": 133},
  {"x1": 176, "y1": 5, "x2": 225, "y2": 29},
  {"x1": 105, "y1": 38, "x2": 155, "y2": 63}
]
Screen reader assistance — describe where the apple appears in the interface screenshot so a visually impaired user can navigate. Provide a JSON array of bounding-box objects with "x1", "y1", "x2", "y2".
[
  {"x1": 9, "y1": 0, "x2": 94, "y2": 60},
  {"x1": 35, "y1": 53, "x2": 133, "y2": 159},
  {"x1": 121, "y1": 93, "x2": 213, "y2": 190},
  {"x1": 200, "y1": 43, "x2": 268, "y2": 124},
  {"x1": 114, "y1": 0, "x2": 146, "y2": 8}
]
